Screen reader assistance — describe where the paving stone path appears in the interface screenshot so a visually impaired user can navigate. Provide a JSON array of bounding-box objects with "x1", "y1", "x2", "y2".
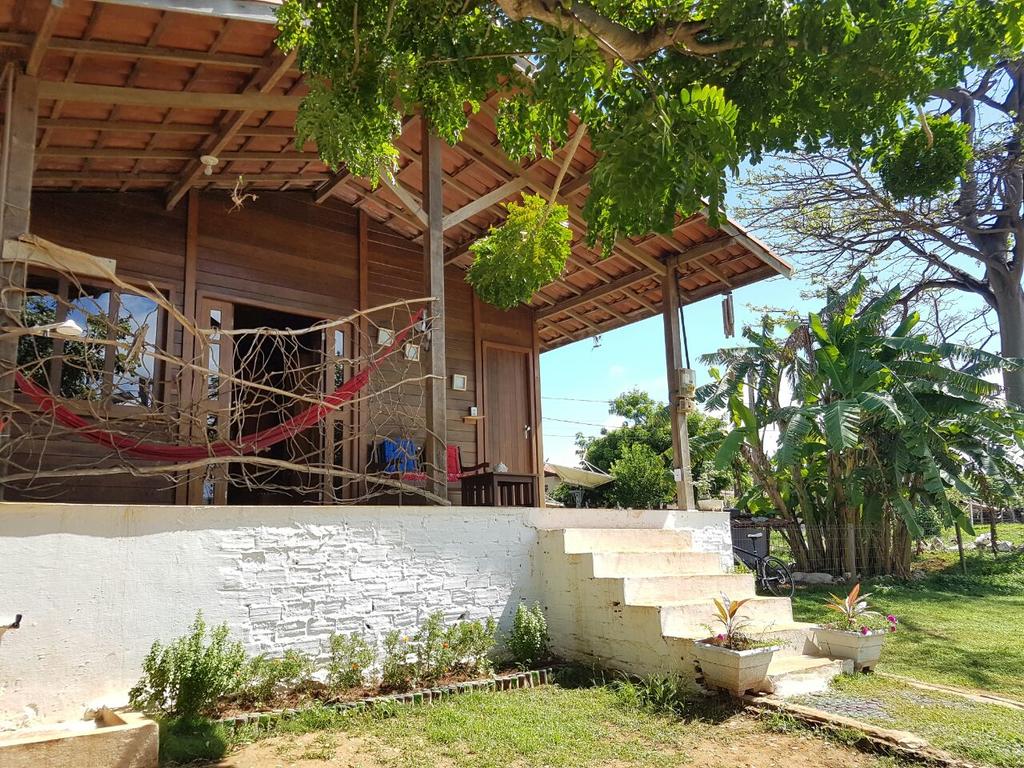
[{"x1": 798, "y1": 692, "x2": 893, "y2": 722}]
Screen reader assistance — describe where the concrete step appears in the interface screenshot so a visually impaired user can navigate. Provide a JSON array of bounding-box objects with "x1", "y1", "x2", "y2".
[
  {"x1": 764, "y1": 654, "x2": 852, "y2": 697},
  {"x1": 658, "y1": 597, "x2": 794, "y2": 635},
  {"x1": 561, "y1": 528, "x2": 693, "y2": 554},
  {"x1": 586, "y1": 551, "x2": 723, "y2": 578},
  {"x1": 620, "y1": 573, "x2": 757, "y2": 605}
]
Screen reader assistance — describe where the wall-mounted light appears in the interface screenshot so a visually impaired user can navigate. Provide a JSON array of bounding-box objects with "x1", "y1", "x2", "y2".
[
  {"x1": 451, "y1": 373, "x2": 468, "y2": 391},
  {"x1": 404, "y1": 343, "x2": 420, "y2": 361},
  {"x1": 376, "y1": 327, "x2": 394, "y2": 346},
  {"x1": 4, "y1": 319, "x2": 86, "y2": 339}
]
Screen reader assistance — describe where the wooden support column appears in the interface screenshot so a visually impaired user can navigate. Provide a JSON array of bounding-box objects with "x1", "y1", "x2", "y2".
[
  {"x1": 421, "y1": 119, "x2": 447, "y2": 501},
  {"x1": 0, "y1": 70, "x2": 39, "y2": 499},
  {"x1": 532, "y1": 313, "x2": 545, "y2": 507},
  {"x1": 356, "y1": 209, "x2": 370, "y2": 499},
  {"x1": 175, "y1": 189, "x2": 200, "y2": 504},
  {"x1": 662, "y1": 264, "x2": 695, "y2": 511}
]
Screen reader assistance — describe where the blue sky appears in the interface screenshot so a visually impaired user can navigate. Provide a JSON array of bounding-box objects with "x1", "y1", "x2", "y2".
[
  {"x1": 539, "y1": 170, "x2": 822, "y2": 466},
  {"x1": 539, "y1": 266, "x2": 810, "y2": 465}
]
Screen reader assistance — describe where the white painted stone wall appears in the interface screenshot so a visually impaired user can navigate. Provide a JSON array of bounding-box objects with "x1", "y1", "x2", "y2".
[{"x1": 0, "y1": 503, "x2": 731, "y2": 726}]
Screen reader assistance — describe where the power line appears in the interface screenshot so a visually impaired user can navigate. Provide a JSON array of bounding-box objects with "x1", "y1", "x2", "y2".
[
  {"x1": 543, "y1": 416, "x2": 618, "y2": 428},
  {"x1": 541, "y1": 395, "x2": 613, "y2": 403}
]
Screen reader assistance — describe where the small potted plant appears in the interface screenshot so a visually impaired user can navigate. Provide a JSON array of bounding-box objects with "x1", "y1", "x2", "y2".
[
  {"x1": 812, "y1": 583, "x2": 897, "y2": 672},
  {"x1": 693, "y1": 595, "x2": 782, "y2": 696}
]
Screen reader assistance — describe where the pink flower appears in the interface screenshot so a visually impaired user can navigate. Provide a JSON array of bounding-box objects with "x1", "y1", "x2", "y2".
[
  {"x1": 886, "y1": 615, "x2": 898, "y2": 624},
  {"x1": 890, "y1": 626, "x2": 897, "y2": 633},
  {"x1": 715, "y1": 633, "x2": 726, "y2": 642},
  {"x1": 860, "y1": 626, "x2": 870, "y2": 635}
]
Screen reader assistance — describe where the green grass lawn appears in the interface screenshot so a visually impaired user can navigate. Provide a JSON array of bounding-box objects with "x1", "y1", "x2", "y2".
[
  {"x1": 795, "y1": 674, "x2": 1024, "y2": 767},
  {"x1": 788, "y1": 528, "x2": 1024, "y2": 698},
  {"x1": 213, "y1": 685, "x2": 898, "y2": 768}
]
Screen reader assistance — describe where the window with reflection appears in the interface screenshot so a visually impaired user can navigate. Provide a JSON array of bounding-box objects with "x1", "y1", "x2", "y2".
[{"x1": 18, "y1": 273, "x2": 168, "y2": 409}]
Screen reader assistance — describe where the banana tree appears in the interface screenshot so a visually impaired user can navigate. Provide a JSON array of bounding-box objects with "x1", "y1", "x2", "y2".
[{"x1": 702, "y1": 278, "x2": 1024, "y2": 577}]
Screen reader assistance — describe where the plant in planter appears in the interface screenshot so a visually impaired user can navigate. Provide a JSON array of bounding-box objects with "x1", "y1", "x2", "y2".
[
  {"x1": 812, "y1": 583, "x2": 897, "y2": 672},
  {"x1": 693, "y1": 595, "x2": 782, "y2": 696}
]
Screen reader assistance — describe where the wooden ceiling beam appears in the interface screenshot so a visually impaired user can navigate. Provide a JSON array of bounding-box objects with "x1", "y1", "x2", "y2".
[
  {"x1": 441, "y1": 177, "x2": 527, "y2": 231},
  {"x1": 164, "y1": 47, "x2": 298, "y2": 209},
  {"x1": 619, "y1": 285, "x2": 658, "y2": 314},
  {"x1": 443, "y1": 237, "x2": 475, "y2": 266},
  {"x1": 37, "y1": 79, "x2": 302, "y2": 112},
  {"x1": 25, "y1": 0, "x2": 64, "y2": 77},
  {"x1": 37, "y1": 116, "x2": 296, "y2": 137},
  {"x1": 36, "y1": 170, "x2": 329, "y2": 183},
  {"x1": 665, "y1": 234, "x2": 732, "y2": 268},
  {"x1": 558, "y1": 170, "x2": 591, "y2": 197},
  {"x1": 536, "y1": 269, "x2": 656, "y2": 319},
  {"x1": 378, "y1": 165, "x2": 428, "y2": 226},
  {"x1": 655, "y1": 232, "x2": 734, "y2": 287},
  {"x1": 40, "y1": 146, "x2": 320, "y2": 161},
  {"x1": 313, "y1": 167, "x2": 352, "y2": 204},
  {"x1": 0, "y1": 32, "x2": 283, "y2": 72}
]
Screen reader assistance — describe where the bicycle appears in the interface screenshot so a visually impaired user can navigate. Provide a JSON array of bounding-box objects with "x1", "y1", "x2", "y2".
[{"x1": 732, "y1": 532, "x2": 794, "y2": 597}]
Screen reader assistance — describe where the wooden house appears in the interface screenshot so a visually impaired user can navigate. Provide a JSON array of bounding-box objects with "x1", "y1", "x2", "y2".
[{"x1": 0, "y1": 0, "x2": 792, "y2": 507}]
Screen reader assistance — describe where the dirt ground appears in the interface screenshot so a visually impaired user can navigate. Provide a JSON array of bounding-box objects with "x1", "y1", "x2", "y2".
[{"x1": 214, "y1": 714, "x2": 891, "y2": 768}]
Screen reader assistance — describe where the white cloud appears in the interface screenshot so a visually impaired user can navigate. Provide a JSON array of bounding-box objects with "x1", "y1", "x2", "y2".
[{"x1": 608, "y1": 364, "x2": 627, "y2": 378}]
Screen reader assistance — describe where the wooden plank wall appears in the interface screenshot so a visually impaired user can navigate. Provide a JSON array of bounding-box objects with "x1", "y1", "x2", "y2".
[{"x1": 6, "y1": 190, "x2": 538, "y2": 505}]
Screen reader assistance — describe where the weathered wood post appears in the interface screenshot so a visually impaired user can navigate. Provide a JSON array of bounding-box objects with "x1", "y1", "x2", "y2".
[
  {"x1": 0, "y1": 69, "x2": 39, "y2": 500},
  {"x1": 421, "y1": 118, "x2": 447, "y2": 501},
  {"x1": 662, "y1": 261, "x2": 695, "y2": 510}
]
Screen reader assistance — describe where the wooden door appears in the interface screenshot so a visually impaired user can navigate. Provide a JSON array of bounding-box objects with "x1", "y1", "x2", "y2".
[
  {"x1": 187, "y1": 297, "x2": 233, "y2": 505},
  {"x1": 483, "y1": 343, "x2": 535, "y2": 474}
]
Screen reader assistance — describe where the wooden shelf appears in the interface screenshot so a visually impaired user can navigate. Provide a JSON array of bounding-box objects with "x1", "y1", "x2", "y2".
[{"x1": 462, "y1": 415, "x2": 484, "y2": 424}]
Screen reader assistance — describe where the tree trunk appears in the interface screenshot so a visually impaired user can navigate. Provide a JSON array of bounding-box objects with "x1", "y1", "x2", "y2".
[
  {"x1": 991, "y1": 272, "x2": 1024, "y2": 408},
  {"x1": 990, "y1": 505, "x2": 999, "y2": 555},
  {"x1": 893, "y1": 521, "x2": 912, "y2": 579},
  {"x1": 955, "y1": 523, "x2": 967, "y2": 574}
]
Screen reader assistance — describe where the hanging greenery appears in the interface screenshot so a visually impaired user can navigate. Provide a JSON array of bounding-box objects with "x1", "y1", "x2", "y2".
[
  {"x1": 276, "y1": 0, "x2": 1018, "y2": 246},
  {"x1": 872, "y1": 115, "x2": 973, "y2": 201},
  {"x1": 465, "y1": 194, "x2": 572, "y2": 310}
]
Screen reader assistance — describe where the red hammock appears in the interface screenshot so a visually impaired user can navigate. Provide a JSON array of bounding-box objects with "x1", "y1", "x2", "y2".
[{"x1": 15, "y1": 308, "x2": 425, "y2": 463}]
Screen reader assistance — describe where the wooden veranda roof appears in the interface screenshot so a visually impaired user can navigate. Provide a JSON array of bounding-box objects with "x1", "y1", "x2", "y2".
[{"x1": 0, "y1": 0, "x2": 793, "y2": 351}]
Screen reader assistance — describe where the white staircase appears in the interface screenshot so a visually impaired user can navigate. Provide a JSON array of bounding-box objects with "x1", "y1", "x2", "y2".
[{"x1": 538, "y1": 528, "x2": 850, "y2": 697}]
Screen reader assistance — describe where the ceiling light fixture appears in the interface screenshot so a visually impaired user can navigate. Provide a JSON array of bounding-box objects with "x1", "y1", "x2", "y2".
[{"x1": 200, "y1": 155, "x2": 220, "y2": 176}]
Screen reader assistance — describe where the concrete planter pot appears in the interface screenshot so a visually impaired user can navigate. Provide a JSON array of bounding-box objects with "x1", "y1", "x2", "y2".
[
  {"x1": 694, "y1": 641, "x2": 782, "y2": 696},
  {"x1": 0, "y1": 709, "x2": 157, "y2": 768},
  {"x1": 812, "y1": 627, "x2": 886, "y2": 671}
]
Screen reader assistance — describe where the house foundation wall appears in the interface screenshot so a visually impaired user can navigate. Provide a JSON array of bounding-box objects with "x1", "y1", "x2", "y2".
[{"x1": 0, "y1": 503, "x2": 730, "y2": 726}]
